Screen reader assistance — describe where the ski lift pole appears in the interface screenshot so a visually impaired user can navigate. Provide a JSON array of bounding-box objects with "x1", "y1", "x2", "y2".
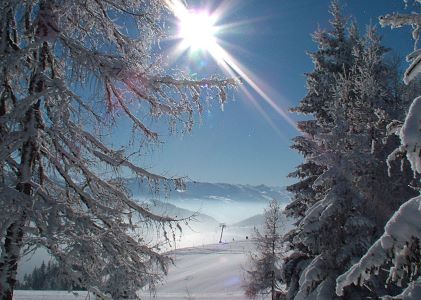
[{"x1": 219, "y1": 223, "x2": 226, "y2": 243}]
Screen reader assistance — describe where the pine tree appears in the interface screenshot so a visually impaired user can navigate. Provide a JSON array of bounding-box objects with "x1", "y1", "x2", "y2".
[
  {"x1": 244, "y1": 199, "x2": 284, "y2": 300},
  {"x1": 336, "y1": 1, "x2": 421, "y2": 298},
  {"x1": 286, "y1": 0, "x2": 356, "y2": 221},
  {"x1": 282, "y1": 2, "x2": 357, "y2": 298},
  {"x1": 0, "y1": 1, "x2": 236, "y2": 299},
  {"x1": 282, "y1": 2, "x2": 415, "y2": 299},
  {"x1": 18, "y1": 260, "x2": 84, "y2": 291}
]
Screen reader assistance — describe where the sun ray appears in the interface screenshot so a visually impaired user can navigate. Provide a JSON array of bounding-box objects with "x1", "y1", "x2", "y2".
[
  {"x1": 207, "y1": 43, "x2": 298, "y2": 130},
  {"x1": 239, "y1": 84, "x2": 292, "y2": 142},
  {"x1": 166, "y1": 0, "x2": 298, "y2": 133}
]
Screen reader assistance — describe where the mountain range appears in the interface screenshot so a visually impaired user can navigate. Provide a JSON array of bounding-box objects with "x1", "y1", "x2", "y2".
[{"x1": 126, "y1": 178, "x2": 290, "y2": 202}]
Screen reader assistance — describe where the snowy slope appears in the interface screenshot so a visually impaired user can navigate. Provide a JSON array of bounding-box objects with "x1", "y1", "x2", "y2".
[
  {"x1": 16, "y1": 181, "x2": 291, "y2": 286},
  {"x1": 137, "y1": 212, "x2": 294, "y2": 299},
  {"x1": 14, "y1": 241, "x2": 257, "y2": 300},
  {"x1": 133, "y1": 181, "x2": 291, "y2": 224},
  {"x1": 231, "y1": 213, "x2": 294, "y2": 229},
  {"x1": 147, "y1": 200, "x2": 219, "y2": 230},
  {"x1": 13, "y1": 290, "x2": 96, "y2": 299},
  {"x1": 15, "y1": 212, "x2": 293, "y2": 300},
  {"x1": 138, "y1": 240, "x2": 257, "y2": 300},
  {"x1": 129, "y1": 179, "x2": 291, "y2": 224},
  {"x1": 231, "y1": 214, "x2": 265, "y2": 227}
]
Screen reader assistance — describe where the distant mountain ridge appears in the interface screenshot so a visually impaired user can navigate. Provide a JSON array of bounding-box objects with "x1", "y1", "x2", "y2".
[
  {"x1": 230, "y1": 213, "x2": 295, "y2": 231},
  {"x1": 147, "y1": 200, "x2": 219, "y2": 229},
  {"x1": 125, "y1": 178, "x2": 290, "y2": 203},
  {"x1": 231, "y1": 214, "x2": 265, "y2": 227}
]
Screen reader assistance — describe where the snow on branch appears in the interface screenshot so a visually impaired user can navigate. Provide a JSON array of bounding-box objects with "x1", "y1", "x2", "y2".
[
  {"x1": 379, "y1": 13, "x2": 421, "y2": 29},
  {"x1": 380, "y1": 11, "x2": 421, "y2": 84},
  {"x1": 400, "y1": 96, "x2": 421, "y2": 174},
  {"x1": 336, "y1": 196, "x2": 421, "y2": 296},
  {"x1": 336, "y1": 95, "x2": 421, "y2": 299}
]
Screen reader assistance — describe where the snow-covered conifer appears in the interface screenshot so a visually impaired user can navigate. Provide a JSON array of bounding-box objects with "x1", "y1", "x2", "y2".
[
  {"x1": 282, "y1": 2, "x2": 357, "y2": 298},
  {"x1": 0, "y1": 1, "x2": 236, "y2": 299},
  {"x1": 244, "y1": 199, "x2": 284, "y2": 300},
  {"x1": 336, "y1": 1, "x2": 421, "y2": 298},
  {"x1": 282, "y1": 2, "x2": 415, "y2": 299}
]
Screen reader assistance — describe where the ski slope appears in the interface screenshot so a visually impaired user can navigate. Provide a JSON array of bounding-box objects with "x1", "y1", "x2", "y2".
[
  {"x1": 13, "y1": 290, "x2": 95, "y2": 299},
  {"x1": 14, "y1": 212, "x2": 291, "y2": 299},
  {"x1": 138, "y1": 240, "x2": 255, "y2": 300},
  {"x1": 14, "y1": 240, "x2": 265, "y2": 300}
]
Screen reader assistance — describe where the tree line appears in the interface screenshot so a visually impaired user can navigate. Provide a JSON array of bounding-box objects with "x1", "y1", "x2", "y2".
[{"x1": 16, "y1": 261, "x2": 84, "y2": 291}]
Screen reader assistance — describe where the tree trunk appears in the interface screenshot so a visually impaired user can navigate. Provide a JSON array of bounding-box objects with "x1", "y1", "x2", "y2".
[
  {"x1": 0, "y1": 104, "x2": 39, "y2": 299},
  {"x1": 0, "y1": 215, "x2": 26, "y2": 300},
  {"x1": 272, "y1": 221, "x2": 276, "y2": 300},
  {"x1": 0, "y1": 31, "x2": 47, "y2": 296},
  {"x1": 272, "y1": 269, "x2": 276, "y2": 300}
]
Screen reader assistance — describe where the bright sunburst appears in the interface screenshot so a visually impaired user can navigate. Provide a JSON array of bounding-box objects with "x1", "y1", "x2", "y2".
[
  {"x1": 166, "y1": 0, "x2": 297, "y2": 133},
  {"x1": 167, "y1": 0, "x2": 219, "y2": 53},
  {"x1": 178, "y1": 10, "x2": 217, "y2": 50}
]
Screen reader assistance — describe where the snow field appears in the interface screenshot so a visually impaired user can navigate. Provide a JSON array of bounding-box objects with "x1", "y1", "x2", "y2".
[
  {"x1": 138, "y1": 240, "x2": 257, "y2": 300},
  {"x1": 13, "y1": 290, "x2": 96, "y2": 300},
  {"x1": 15, "y1": 240, "x2": 260, "y2": 300}
]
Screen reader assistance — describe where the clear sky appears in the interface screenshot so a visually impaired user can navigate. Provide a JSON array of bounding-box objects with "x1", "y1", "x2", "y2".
[{"x1": 127, "y1": 0, "x2": 415, "y2": 187}]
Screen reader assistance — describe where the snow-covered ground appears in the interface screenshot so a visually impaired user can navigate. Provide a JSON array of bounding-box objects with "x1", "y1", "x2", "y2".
[
  {"x1": 138, "y1": 240, "x2": 258, "y2": 300},
  {"x1": 15, "y1": 240, "x2": 264, "y2": 300},
  {"x1": 15, "y1": 183, "x2": 292, "y2": 299},
  {"x1": 17, "y1": 180, "x2": 291, "y2": 279},
  {"x1": 13, "y1": 290, "x2": 96, "y2": 299}
]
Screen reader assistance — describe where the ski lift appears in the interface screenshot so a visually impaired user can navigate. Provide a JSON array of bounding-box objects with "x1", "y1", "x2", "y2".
[{"x1": 219, "y1": 223, "x2": 226, "y2": 243}]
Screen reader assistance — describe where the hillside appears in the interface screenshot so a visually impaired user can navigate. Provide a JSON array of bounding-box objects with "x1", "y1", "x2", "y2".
[
  {"x1": 16, "y1": 182, "x2": 291, "y2": 282},
  {"x1": 138, "y1": 240, "x2": 258, "y2": 300},
  {"x1": 14, "y1": 241, "x2": 261, "y2": 300},
  {"x1": 132, "y1": 180, "x2": 290, "y2": 224}
]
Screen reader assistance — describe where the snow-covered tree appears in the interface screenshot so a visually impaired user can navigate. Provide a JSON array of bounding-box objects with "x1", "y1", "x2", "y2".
[
  {"x1": 0, "y1": 1, "x2": 236, "y2": 299},
  {"x1": 282, "y1": 2, "x2": 357, "y2": 298},
  {"x1": 244, "y1": 199, "x2": 284, "y2": 300},
  {"x1": 17, "y1": 260, "x2": 83, "y2": 291},
  {"x1": 282, "y1": 5, "x2": 354, "y2": 294},
  {"x1": 282, "y1": 2, "x2": 415, "y2": 299},
  {"x1": 285, "y1": 0, "x2": 358, "y2": 222},
  {"x1": 336, "y1": 1, "x2": 421, "y2": 298}
]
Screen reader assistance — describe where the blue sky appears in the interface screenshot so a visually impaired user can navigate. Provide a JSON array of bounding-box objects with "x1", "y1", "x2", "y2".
[{"x1": 129, "y1": 0, "x2": 414, "y2": 187}]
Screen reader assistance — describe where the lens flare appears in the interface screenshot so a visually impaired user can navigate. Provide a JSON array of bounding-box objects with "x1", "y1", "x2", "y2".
[{"x1": 166, "y1": 0, "x2": 298, "y2": 134}]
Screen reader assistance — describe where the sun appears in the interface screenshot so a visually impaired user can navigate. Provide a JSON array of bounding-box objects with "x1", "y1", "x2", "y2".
[
  {"x1": 167, "y1": 0, "x2": 221, "y2": 54},
  {"x1": 166, "y1": 0, "x2": 297, "y2": 133},
  {"x1": 178, "y1": 10, "x2": 217, "y2": 50}
]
